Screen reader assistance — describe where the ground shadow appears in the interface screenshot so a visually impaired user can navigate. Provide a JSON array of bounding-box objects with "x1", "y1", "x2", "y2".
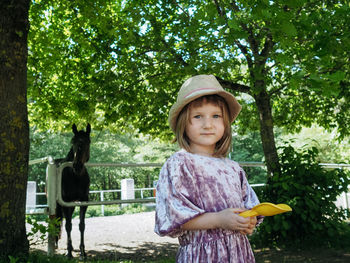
[
  {"x1": 31, "y1": 241, "x2": 178, "y2": 262},
  {"x1": 87, "y1": 241, "x2": 178, "y2": 262},
  {"x1": 31, "y1": 243, "x2": 350, "y2": 262}
]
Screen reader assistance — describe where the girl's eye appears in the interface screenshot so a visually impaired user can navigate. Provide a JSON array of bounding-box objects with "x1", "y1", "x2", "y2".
[
  {"x1": 193, "y1": 115, "x2": 201, "y2": 119},
  {"x1": 213, "y1": 114, "x2": 221, "y2": 118}
]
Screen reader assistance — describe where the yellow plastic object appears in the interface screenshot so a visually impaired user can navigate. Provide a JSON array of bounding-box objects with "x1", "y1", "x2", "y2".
[{"x1": 239, "y1": 202, "x2": 292, "y2": 218}]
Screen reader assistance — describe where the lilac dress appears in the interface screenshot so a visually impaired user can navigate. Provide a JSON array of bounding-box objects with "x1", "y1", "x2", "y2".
[{"x1": 154, "y1": 150, "x2": 262, "y2": 263}]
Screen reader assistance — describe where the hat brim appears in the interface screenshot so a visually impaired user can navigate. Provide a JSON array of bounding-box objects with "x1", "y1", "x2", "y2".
[{"x1": 169, "y1": 89, "x2": 242, "y2": 133}]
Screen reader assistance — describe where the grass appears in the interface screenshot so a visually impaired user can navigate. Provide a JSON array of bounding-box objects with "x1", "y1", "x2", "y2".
[{"x1": 18, "y1": 246, "x2": 349, "y2": 263}]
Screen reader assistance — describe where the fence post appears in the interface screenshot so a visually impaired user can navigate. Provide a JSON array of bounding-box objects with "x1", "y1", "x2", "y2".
[
  {"x1": 121, "y1": 178, "x2": 134, "y2": 207},
  {"x1": 100, "y1": 191, "x2": 104, "y2": 216},
  {"x1": 26, "y1": 181, "x2": 37, "y2": 213},
  {"x1": 46, "y1": 157, "x2": 57, "y2": 256}
]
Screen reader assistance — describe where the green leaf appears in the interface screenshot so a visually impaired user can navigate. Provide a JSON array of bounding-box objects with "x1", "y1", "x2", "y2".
[
  {"x1": 282, "y1": 220, "x2": 290, "y2": 230},
  {"x1": 281, "y1": 22, "x2": 297, "y2": 36},
  {"x1": 261, "y1": 9, "x2": 272, "y2": 18},
  {"x1": 282, "y1": 182, "x2": 289, "y2": 190},
  {"x1": 328, "y1": 71, "x2": 345, "y2": 82},
  {"x1": 309, "y1": 73, "x2": 322, "y2": 82},
  {"x1": 227, "y1": 19, "x2": 240, "y2": 30}
]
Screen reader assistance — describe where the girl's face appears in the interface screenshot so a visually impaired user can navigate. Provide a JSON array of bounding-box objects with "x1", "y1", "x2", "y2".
[{"x1": 185, "y1": 100, "x2": 225, "y2": 156}]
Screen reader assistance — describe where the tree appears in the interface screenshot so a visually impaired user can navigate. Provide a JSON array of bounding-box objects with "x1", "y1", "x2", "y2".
[
  {"x1": 0, "y1": 0, "x2": 31, "y2": 259},
  {"x1": 27, "y1": 0, "x2": 350, "y2": 179}
]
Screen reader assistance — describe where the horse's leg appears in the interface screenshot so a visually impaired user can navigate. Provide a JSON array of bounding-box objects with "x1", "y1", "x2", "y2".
[
  {"x1": 79, "y1": 205, "x2": 88, "y2": 260},
  {"x1": 64, "y1": 206, "x2": 75, "y2": 258}
]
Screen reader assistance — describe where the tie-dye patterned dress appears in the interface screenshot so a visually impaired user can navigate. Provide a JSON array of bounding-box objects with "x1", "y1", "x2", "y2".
[{"x1": 155, "y1": 150, "x2": 262, "y2": 263}]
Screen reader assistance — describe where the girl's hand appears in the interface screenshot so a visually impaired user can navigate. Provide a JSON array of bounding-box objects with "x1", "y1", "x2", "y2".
[
  {"x1": 240, "y1": 216, "x2": 257, "y2": 235},
  {"x1": 216, "y1": 208, "x2": 250, "y2": 232}
]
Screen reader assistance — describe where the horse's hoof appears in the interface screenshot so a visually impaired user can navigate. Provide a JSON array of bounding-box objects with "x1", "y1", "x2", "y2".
[{"x1": 79, "y1": 254, "x2": 87, "y2": 261}]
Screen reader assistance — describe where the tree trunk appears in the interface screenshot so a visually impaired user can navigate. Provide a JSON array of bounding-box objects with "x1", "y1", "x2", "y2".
[
  {"x1": 218, "y1": 77, "x2": 281, "y2": 178},
  {"x1": 253, "y1": 90, "x2": 281, "y2": 178},
  {"x1": 0, "y1": 0, "x2": 31, "y2": 259}
]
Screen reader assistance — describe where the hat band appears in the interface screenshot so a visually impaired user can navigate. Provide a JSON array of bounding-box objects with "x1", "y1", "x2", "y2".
[{"x1": 184, "y1": 87, "x2": 219, "y2": 99}]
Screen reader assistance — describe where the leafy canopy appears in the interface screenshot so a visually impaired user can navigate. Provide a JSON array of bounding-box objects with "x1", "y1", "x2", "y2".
[{"x1": 28, "y1": 0, "x2": 350, "y2": 139}]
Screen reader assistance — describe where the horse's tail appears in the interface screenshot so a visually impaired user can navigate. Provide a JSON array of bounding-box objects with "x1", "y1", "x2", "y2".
[{"x1": 55, "y1": 202, "x2": 63, "y2": 246}]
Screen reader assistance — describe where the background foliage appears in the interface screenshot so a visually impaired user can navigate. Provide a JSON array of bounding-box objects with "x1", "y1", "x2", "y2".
[
  {"x1": 251, "y1": 145, "x2": 350, "y2": 249},
  {"x1": 29, "y1": 126, "x2": 266, "y2": 194},
  {"x1": 29, "y1": 125, "x2": 350, "y2": 195},
  {"x1": 29, "y1": 125, "x2": 177, "y2": 199}
]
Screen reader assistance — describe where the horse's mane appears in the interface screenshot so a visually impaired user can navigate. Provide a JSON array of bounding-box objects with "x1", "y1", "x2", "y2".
[{"x1": 65, "y1": 147, "x2": 74, "y2": 162}]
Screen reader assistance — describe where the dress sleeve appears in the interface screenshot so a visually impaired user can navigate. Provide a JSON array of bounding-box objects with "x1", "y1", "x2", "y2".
[
  {"x1": 154, "y1": 155, "x2": 205, "y2": 238},
  {"x1": 239, "y1": 168, "x2": 264, "y2": 225}
]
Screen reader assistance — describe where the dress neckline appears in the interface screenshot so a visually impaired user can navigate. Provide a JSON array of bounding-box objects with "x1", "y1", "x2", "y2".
[{"x1": 180, "y1": 149, "x2": 224, "y2": 160}]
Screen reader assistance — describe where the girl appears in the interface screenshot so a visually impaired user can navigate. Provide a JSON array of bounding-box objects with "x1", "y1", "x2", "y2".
[{"x1": 155, "y1": 74, "x2": 263, "y2": 262}]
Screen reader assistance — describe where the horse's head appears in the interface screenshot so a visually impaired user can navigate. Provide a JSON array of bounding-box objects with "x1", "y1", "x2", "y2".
[{"x1": 71, "y1": 123, "x2": 91, "y2": 175}]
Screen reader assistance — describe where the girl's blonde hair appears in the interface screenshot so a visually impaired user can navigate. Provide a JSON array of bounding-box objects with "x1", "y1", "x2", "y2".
[{"x1": 174, "y1": 95, "x2": 232, "y2": 157}]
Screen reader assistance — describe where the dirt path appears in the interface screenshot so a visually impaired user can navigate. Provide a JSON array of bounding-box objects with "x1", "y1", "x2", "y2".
[{"x1": 29, "y1": 211, "x2": 179, "y2": 261}]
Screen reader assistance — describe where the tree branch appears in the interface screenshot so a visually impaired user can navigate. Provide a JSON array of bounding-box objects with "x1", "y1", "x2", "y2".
[
  {"x1": 259, "y1": 31, "x2": 275, "y2": 64},
  {"x1": 234, "y1": 40, "x2": 253, "y2": 69},
  {"x1": 215, "y1": 76, "x2": 251, "y2": 94},
  {"x1": 270, "y1": 84, "x2": 288, "y2": 96}
]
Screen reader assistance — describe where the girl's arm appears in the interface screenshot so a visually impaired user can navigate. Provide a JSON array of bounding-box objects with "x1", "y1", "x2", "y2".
[{"x1": 181, "y1": 208, "x2": 253, "y2": 232}]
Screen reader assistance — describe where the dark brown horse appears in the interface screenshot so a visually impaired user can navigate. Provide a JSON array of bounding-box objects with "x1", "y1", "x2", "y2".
[{"x1": 56, "y1": 123, "x2": 91, "y2": 259}]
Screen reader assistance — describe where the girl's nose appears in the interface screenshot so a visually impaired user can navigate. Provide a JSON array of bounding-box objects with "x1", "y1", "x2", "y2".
[{"x1": 202, "y1": 117, "x2": 213, "y2": 128}]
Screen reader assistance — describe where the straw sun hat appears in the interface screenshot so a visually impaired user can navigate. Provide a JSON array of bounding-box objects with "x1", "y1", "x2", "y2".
[{"x1": 168, "y1": 74, "x2": 242, "y2": 133}]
